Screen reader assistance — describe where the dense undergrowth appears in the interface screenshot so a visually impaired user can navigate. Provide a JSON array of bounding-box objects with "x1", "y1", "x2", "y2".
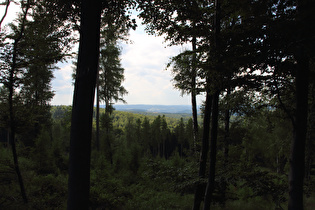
[{"x1": 1, "y1": 142, "x2": 314, "y2": 210}]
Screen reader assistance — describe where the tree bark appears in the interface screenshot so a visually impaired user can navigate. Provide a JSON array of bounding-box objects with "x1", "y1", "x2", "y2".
[
  {"x1": 288, "y1": 51, "x2": 309, "y2": 210},
  {"x1": 288, "y1": 44, "x2": 309, "y2": 210},
  {"x1": 288, "y1": 0, "x2": 310, "y2": 209},
  {"x1": 203, "y1": 91, "x2": 219, "y2": 210},
  {"x1": 193, "y1": 91, "x2": 213, "y2": 210},
  {"x1": 67, "y1": 0, "x2": 101, "y2": 209},
  {"x1": 203, "y1": 1, "x2": 221, "y2": 208}
]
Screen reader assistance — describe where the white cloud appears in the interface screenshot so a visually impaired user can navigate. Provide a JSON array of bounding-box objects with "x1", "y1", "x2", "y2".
[
  {"x1": 0, "y1": 3, "x2": 20, "y2": 27},
  {"x1": 0, "y1": 7, "x2": 204, "y2": 106},
  {"x1": 119, "y1": 17, "x2": 194, "y2": 105},
  {"x1": 51, "y1": 62, "x2": 74, "y2": 105}
]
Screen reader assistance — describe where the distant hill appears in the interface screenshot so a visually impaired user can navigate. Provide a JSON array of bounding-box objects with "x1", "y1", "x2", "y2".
[{"x1": 99, "y1": 104, "x2": 200, "y2": 114}]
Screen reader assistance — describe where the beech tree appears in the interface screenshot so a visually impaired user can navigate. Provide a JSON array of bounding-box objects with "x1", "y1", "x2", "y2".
[
  {"x1": 288, "y1": 0, "x2": 314, "y2": 209},
  {"x1": 68, "y1": 0, "x2": 135, "y2": 208},
  {"x1": 67, "y1": 0, "x2": 101, "y2": 208}
]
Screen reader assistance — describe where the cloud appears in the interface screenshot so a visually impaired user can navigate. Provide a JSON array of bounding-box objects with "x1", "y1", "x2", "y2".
[
  {"x1": 0, "y1": 3, "x2": 20, "y2": 27},
  {"x1": 51, "y1": 62, "x2": 74, "y2": 105},
  {"x1": 49, "y1": 15, "x2": 202, "y2": 106},
  {"x1": 119, "y1": 17, "x2": 193, "y2": 105}
]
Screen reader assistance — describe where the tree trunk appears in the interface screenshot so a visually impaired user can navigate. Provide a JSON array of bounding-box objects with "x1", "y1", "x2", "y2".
[
  {"x1": 203, "y1": 91, "x2": 219, "y2": 210},
  {"x1": 222, "y1": 88, "x2": 230, "y2": 206},
  {"x1": 288, "y1": 0, "x2": 310, "y2": 209},
  {"x1": 10, "y1": 40, "x2": 28, "y2": 205},
  {"x1": 305, "y1": 83, "x2": 315, "y2": 181},
  {"x1": 203, "y1": 1, "x2": 221, "y2": 208},
  {"x1": 288, "y1": 46, "x2": 309, "y2": 210},
  {"x1": 8, "y1": 1, "x2": 31, "y2": 204},
  {"x1": 191, "y1": 35, "x2": 199, "y2": 156},
  {"x1": 0, "y1": 0, "x2": 10, "y2": 29},
  {"x1": 193, "y1": 91, "x2": 213, "y2": 210},
  {"x1": 96, "y1": 71, "x2": 100, "y2": 151},
  {"x1": 67, "y1": 0, "x2": 101, "y2": 209}
]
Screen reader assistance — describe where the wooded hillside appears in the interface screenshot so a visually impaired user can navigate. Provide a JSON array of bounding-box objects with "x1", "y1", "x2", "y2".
[{"x1": 0, "y1": 104, "x2": 314, "y2": 209}]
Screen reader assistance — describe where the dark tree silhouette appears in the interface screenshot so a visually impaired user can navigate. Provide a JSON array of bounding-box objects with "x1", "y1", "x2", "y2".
[
  {"x1": 67, "y1": 0, "x2": 101, "y2": 209},
  {"x1": 288, "y1": 0, "x2": 312, "y2": 209},
  {"x1": 7, "y1": 0, "x2": 31, "y2": 204}
]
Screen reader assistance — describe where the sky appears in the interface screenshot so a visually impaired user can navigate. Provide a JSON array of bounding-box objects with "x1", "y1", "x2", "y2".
[{"x1": 1, "y1": 5, "x2": 204, "y2": 106}]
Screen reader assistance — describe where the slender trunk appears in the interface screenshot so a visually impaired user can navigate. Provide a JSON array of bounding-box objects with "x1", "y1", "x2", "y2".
[
  {"x1": 10, "y1": 44, "x2": 28, "y2": 204},
  {"x1": 203, "y1": 91, "x2": 219, "y2": 210},
  {"x1": 222, "y1": 89, "x2": 230, "y2": 206},
  {"x1": 223, "y1": 89, "x2": 230, "y2": 164},
  {"x1": 0, "y1": 0, "x2": 10, "y2": 30},
  {"x1": 67, "y1": 0, "x2": 101, "y2": 209},
  {"x1": 8, "y1": 1, "x2": 31, "y2": 204},
  {"x1": 96, "y1": 71, "x2": 100, "y2": 151},
  {"x1": 10, "y1": 127, "x2": 28, "y2": 203},
  {"x1": 191, "y1": 35, "x2": 199, "y2": 156},
  {"x1": 305, "y1": 83, "x2": 315, "y2": 181},
  {"x1": 105, "y1": 100, "x2": 113, "y2": 165},
  {"x1": 193, "y1": 91, "x2": 213, "y2": 210},
  {"x1": 288, "y1": 0, "x2": 310, "y2": 209}
]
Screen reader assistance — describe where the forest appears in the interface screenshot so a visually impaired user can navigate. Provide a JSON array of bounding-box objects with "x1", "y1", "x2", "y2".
[{"x1": 0, "y1": 0, "x2": 315, "y2": 210}]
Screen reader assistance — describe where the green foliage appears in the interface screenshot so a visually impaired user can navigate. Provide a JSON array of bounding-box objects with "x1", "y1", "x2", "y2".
[
  {"x1": 31, "y1": 129, "x2": 56, "y2": 174},
  {"x1": 90, "y1": 153, "x2": 131, "y2": 209},
  {"x1": 125, "y1": 188, "x2": 193, "y2": 210},
  {"x1": 98, "y1": 41, "x2": 128, "y2": 105},
  {"x1": 0, "y1": 144, "x2": 68, "y2": 209},
  {"x1": 123, "y1": 157, "x2": 197, "y2": 210},
  {"x1": 0, "y1": 146, "x2": 20, "y2": 208},
  {"x1": 27, "y1": 174, "x2": 68, "y2": 209}
]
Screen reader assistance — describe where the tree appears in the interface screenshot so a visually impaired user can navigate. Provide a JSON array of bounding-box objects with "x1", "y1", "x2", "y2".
[
  {"x1": 95, "y1": 1, "x2": 134, "y2": 151},
  {"x1": 99, "y1": 44, "x2": 127, "y2": 108},
  {"x1": 174, "y1": 117, "x2": 186, "y2": 157},
  {"x1": 288, "y1": 0, "x2": 314, "y2": 208},
  {"x1": 193, "y1": 92, "x2": 212, "y2": 210},
  {"x1": 17, "y1": 0, "x2": 72, "y2": 146},
  {"x1": 151, "y1": 115, "x2": 161, "y2": 157},
  {"x1": 0, "y1": 0, "x2": 11, "y2": 30},
  {"x1": 67, "y1": 0, "x2": 136, "y2": 205},
  {"x1": 141, "y1": 116, "x2": 151, "y2": 156},
  {"x1": 167, "y1": 50, "x2": 203, "y2": 155},
  {"x1": 0, "y1": 0, "x2": 31, "y2": 204},
  {"x1": 67, "y1": 0, "x2": 102, "y2": 209},
  {"x1": 96, "y1": 42, "x2": 128, "y2": 151},
  {"x1": 138, "y1": 0, "x2": 211, "y2": 156},
  {"x1": 0, "y1": 0, "x2": 74, "y2": 202}
]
